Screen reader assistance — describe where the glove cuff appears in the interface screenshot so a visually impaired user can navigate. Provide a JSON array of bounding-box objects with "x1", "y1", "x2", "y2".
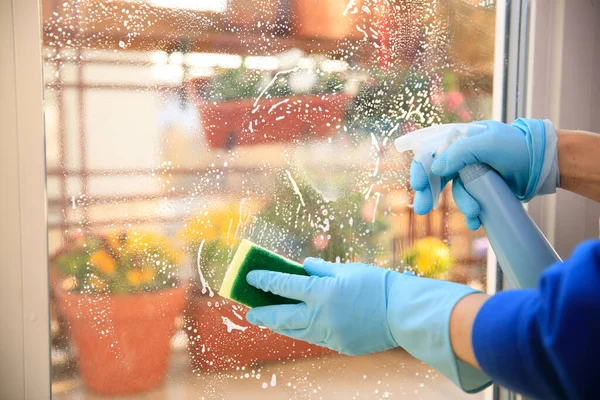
[
  {"x1": 536, "y1": 119, "x2": 560, "y2": 195},
  {"x1": 511, "y1": 118, "x2": 559, "y2": 201},
  {"x1": 387, "y1": 276, "x2": 492, "y2": 393}
]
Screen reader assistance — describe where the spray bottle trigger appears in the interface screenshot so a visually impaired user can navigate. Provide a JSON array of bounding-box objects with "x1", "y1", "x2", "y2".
[{"x1": 415, "y1": 152, "x2": 442, "y2": 210}]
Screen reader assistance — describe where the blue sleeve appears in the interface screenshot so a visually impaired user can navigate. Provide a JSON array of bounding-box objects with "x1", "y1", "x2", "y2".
[{"x1": 472, "y1": 240, "x2": 600, "y2": 400}]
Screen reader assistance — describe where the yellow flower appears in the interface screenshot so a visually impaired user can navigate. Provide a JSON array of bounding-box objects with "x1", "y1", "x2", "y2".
[
  {"x1": 126, "y1": 268, "x2": 155, "y2": 286},
  {"x1": 126, "y1": 270, "x2": 140, "y2": 286},
  {"x1": 141, "y1": 268, "x2": 155, "y2": 282},
  {"x1": 89, "y1": 250, "x2": 117, "y2": 275},
  {"x1": 406, "y1": 237, "x2": 453, "y2": 278},
  {"x1": 179, "y1": 201, "x2": 263, "y2": 248},
  {"x1": 87, "y1": 274, "x2": 106, "y2": 291},
  {"x1": 213, "y1": 208, "x2": 242, "y2": 246},
  {"x1": 125, "y1": 231, "x2": 162, "y2": 254},
  {"x1": 179, "y1": 215, "x2": 219, "y2": 244},
  {"x1": 105, "y1": 233, "x2": 124, "y2": 256},
  {"x1": 123, "y1": 231, "x2": 182, "y2": 266}
]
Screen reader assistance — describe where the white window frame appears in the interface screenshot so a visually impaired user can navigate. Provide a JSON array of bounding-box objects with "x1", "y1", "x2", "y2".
[
  {"x1": 1, "y1": 0, "x2": 51, "y2": 398},
  {"x1": 526, "y1": 0, "x2": 600, "y2": 259}
]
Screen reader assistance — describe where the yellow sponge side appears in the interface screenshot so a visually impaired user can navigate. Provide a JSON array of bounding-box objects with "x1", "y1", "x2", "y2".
[{"x1": 218, "y1": 239, "x2": 252, "y2": 299}]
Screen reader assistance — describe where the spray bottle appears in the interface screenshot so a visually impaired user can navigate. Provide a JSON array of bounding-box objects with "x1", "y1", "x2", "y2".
[{"x1": 395, "y1": 123, "x2": 561, "y2": 289}]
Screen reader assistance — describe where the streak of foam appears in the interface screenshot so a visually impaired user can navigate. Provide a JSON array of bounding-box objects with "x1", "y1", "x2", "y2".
[
  {"x1": 370, "y1": 132, "x2": 380, "y2": 152},
  {"x1": 373, "y1": 192, "x2": 381, "y2": 223},
  {"x1": 226, "y1": 217, "x2": 234, "y2": 246},
  {"x1": 197, "y1": 240, "x2": 214, "y2": 297},
  {"x1": 286, "y1": 169, "x2": 305, "y2": 207},
  {"x1": 364, "y1": 184, "x2": 374, "y2": 200},
  {"x1": 342, "y1": 0, "x2": 357, "y2": 16},
  {"x1": 222, "y1": 316, "x2": 248, "y2": 333},
  {"x1": 253, "y1": 67, "x2": 299, "y2": 109},
  {"x1": 268, "y1": 98, "x2": 290, "y2": 114},
  {"x1": 232, "y1": 309, "x2": 244, "y2": 320},
  {"x1": 355, "y1": 25, "x2": 368, "y2": 39},
  {"x1": 387, "y1": 123, "x2": 400, "y2": 137}
]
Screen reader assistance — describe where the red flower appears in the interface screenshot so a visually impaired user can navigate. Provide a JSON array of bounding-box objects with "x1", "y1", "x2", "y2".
[
  {"x1": 459, "y1": 109, "x2": 472, "y2": 122},
  {"x1": 313, "y1": 234, "x2": 329, "y2": 251},
  {"x1": 446, "y1": 91, "x2": 464, "y2": 112}
]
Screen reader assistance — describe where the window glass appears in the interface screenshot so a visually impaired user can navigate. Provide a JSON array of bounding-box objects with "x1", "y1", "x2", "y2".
[{"x1": 44, "y1": 0, "x2": 495, "y2": 398}]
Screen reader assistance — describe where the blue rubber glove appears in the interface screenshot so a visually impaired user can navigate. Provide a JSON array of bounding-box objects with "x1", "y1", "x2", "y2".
[
  {"x1": 246, "y1": 258, "x2": 491, "y2": 393},
  {"x1": 411, "y1": 119, "x2": 559, "y2": 230}
]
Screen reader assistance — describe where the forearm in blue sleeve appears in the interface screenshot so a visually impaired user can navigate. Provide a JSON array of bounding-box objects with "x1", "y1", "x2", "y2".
[{"x1": 472, "y1": 240, "x2": 600, "y2": 400}]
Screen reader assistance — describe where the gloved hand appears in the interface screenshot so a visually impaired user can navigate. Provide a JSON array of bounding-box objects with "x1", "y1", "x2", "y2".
[
  {"x1": 411, "y1": 119, "x2": 559, "y2": 230},
  {"x1": 246, "y1": 258, "x2": 491, "y2": 393}
]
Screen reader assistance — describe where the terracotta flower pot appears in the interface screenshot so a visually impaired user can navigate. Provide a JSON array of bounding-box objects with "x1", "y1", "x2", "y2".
[
  {"x1": 292, "y1": 0, "x2": 363, "y2": 40},
  {"x1": 185, "y1": 295, "x2": 332, "y2": 372},
  {"x1": 55, "y1": 286, "x2": 186, "y2": 395},
  {"x1": 191, "y1": 92, "x2": 353, "y2": 149}
]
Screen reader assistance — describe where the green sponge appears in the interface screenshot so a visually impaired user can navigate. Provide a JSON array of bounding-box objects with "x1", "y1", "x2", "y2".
[{"x1": 219, "y1": 239, "x2": 308, "y2": 308}]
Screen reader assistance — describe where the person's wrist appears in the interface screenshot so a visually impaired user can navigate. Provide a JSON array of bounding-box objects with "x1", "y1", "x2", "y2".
[
  {"x1": 555, "y1": 128, "x2": 600, "y2": 201},
  {"x1": 557, "y1": 129, "x2": 581, "y2": 192},
  {"x1": 450, "y1": 293, "x2": 489, "y2": 369}
]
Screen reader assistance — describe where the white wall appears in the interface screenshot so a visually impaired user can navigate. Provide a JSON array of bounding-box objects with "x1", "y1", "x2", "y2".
[
  {"x1": 528, "y1": 0, "x2": 600, "y2": 258},
  {"x1": 553, "y1": 2, "x2": 600, "y2": 257}
]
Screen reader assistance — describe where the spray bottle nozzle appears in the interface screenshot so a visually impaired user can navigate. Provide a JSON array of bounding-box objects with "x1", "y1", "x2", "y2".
[{"x1": 394, "y1": 123, "x2": 487, "y2": 209}]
